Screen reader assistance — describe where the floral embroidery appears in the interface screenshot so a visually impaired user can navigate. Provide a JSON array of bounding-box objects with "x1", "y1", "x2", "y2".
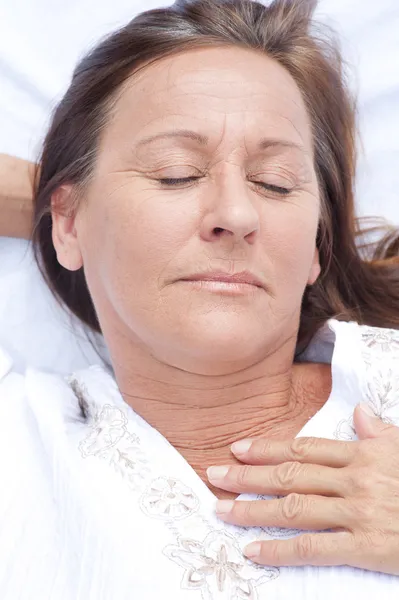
[
  {"x1": 364, "y1": 369, "x2": 399, "y2": 425},
  {"x1": 141, "y1": 477, "x2": 199, "y2": 520},
  {"x1": 79, "y1": 404, "x2": 151, "y2": 490},
  {"x1": 361, "y1": 328, "x2": 399, "y2": 353},
  {"x1": 164, "y1": 530, "x2": 279, "y2": 599},
  {"x1": 334, "y1": 326, "x2": 399, "y2": 440},
  {"x1": 79, "y1": 404, "x2": 129, "y2": 454},
  {"x1": 334, "y1": 414, "x2": 356, "y2": 441},
  {"x1": 335, "y1": 366, "x2": 399, "y2": 440},
  {"x1": 260, "y1": 526, "x2": 301, "y2": 539},
  {"x1": 70, "y1": 373, "x2": 280, "y2": 597}
]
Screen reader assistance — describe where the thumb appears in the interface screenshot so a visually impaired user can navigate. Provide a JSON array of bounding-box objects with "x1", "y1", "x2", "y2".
[{"x1": 353, "y1": 403, "x2": 396, "y2": 440}]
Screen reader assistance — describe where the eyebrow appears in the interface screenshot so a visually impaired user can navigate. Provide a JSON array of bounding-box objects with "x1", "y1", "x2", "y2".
[
  {"x1": 135, "y1": 129, "x2": 306, "y2": 153},
  {"x1": 136, "y1": 129, "x2": 208, "y2": 148}
]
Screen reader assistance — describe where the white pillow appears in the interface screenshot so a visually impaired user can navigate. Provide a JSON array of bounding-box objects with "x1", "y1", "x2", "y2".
[
  {"x1": 315, "y1": 0, "x2": 399, "y2": 224},
  {"x1": 0, "y1": 238, "x2": 108, "y2": 374}
]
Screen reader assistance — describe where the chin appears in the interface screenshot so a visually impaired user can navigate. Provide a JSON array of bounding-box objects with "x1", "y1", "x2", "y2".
[{"x1": 172, "y1": 317, "x2": 272, "y2": 372}]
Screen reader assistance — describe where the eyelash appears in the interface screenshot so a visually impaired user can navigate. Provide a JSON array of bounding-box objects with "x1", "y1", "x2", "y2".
[{"x1": 157, "y1": 177, "x2": 291, "y2": 196}]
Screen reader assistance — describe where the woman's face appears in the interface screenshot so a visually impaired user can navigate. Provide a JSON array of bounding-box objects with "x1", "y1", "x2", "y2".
[{"x1": 54, "y1": 46, "x2": 321, "y2": 373}]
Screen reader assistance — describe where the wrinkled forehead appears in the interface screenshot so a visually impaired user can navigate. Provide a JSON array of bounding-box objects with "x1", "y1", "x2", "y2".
[{"x1": 105, "y1": 46, "x2": 314, "y2": 154}]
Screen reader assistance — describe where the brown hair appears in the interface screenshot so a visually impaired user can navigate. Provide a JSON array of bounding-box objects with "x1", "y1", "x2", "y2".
[{"x1": 32, "y1": 0, "x2": 399, "y2": 352}]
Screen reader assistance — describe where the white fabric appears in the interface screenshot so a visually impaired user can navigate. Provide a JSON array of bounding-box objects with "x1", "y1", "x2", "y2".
[
  {"x1": 0, "y1": 237, "x2": 109, "y2": 375},
  {"x1": 1, "y1": 319, "x2": 399, "y2": 599},
  {"x1": 0, "y1": 0, "x2": 170, "y2": 161},
  {"x1": 0, "y1": 0, "x2": 398, "y2": 373}
]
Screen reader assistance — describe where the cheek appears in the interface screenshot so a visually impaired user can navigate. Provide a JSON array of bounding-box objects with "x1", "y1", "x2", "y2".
[
  {"x1": 262, "y1": 199, "x2": 319, "y2": 290},
  {"x1": 79, "y1": 181, "x2": 196, "y2": 309}
]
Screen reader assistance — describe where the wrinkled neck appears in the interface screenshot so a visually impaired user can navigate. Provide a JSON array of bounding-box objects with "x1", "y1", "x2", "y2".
[{"x1": 103, "y1": 319, "x2": 331, "y2": 483}]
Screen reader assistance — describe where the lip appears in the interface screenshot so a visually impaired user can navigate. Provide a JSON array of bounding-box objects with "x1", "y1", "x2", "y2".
[{"x1": 180, "y1": 271, "x2": 265, "y2": 289}]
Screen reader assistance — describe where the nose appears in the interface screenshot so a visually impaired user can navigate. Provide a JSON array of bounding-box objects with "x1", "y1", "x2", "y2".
[{"x1": 200, "y1": 171, "x2": 260, "y2": 244}]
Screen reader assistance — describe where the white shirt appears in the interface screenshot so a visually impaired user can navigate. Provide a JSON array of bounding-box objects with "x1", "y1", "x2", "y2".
[{"x1": 1, "y1": 318, "x2": 399, "y2": 599}]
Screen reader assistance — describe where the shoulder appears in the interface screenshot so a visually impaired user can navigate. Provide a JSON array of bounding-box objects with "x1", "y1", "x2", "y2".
[
  {"x1": 328, "y1": 319, "x2": 399, "y2": 360},
  {"x1": 297, "y1": 322, "x2": 399, "y2": 441},
  {"x1": 329, "y1": 320, "x2": 399, "y2": 427},
  {"x1": 300, "y1": 318, "x2": 399, "y2": 403}
]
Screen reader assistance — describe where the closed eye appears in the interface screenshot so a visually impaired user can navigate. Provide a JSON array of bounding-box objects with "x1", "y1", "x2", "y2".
[
  {"x1": 252, "y1": 181, "x2": 291, "y2": 195},
  {"x1": 156, "y1": 177, "x2": 291, "y2": 196},
  {"x1": 157, "y1": 177, "x2": 201, "y2": 186}
]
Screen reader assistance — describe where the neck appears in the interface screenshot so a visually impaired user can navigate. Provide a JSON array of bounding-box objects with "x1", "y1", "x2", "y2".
[
  {"x1": 120, "y1": 365, "x2": 297, "y2": 449},
  {"x1": 106, "y1": 333, "x2": 331, "y2": 496}
]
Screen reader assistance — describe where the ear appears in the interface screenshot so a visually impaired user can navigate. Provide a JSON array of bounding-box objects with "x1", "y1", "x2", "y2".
[
  {"x1": 307, "y1": 246, "x2": 321, "y2": 285},
  {"x1": 51, "y1": 185, "x2": 83, "y2": 271}
]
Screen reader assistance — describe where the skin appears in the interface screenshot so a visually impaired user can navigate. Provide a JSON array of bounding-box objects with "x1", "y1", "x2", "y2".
[
  {"x1": 0, "y1": 153, "x2": 34, "y2": 238},
  {"x1": 211, "y1": 409, "x2": 399, "y2": 575},
  {"x1": 52, "y1": 44, "x2": 325, "y2": 497}
]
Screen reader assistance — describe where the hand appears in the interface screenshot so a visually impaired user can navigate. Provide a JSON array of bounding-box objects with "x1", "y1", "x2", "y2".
[
  {"x1": 206, "y1": 403, "x2": 399, "y2": 575},
  {"x1": 0, "y1": 153, "x2": 36, "y2": 239}
]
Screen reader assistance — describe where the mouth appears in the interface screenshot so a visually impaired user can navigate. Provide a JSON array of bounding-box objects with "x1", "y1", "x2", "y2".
[{"x1": 179, "y1": 271, "x2": 265, "y2": 295}]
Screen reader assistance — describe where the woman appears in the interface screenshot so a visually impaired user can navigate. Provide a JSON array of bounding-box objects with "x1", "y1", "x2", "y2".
[{"x1": 2, "y1": 0, "x2": 399, "y2": 597}]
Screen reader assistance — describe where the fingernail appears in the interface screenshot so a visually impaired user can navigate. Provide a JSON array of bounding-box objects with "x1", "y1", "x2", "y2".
[
  {"x1": 244, "y1": 542, "x2": 261, "y2": 559},
  {"x1": 231, "y1": 439, "x2": 252, "y2": 456},
  {"x1": 215, "y1": 500, "x2": 235, "y2": 515},
  {"x1": 359, "y1": 403, "x2": 378, "y2": 418},
  {"x1": 207, "y1": 466, "x2": 229, "y2": 482}
]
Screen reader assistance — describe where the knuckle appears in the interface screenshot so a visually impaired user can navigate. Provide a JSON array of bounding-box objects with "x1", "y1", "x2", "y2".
[
  {"x1": 274, "y1": 462, "x2": 302, "y2": 492},
  {"x1": 289, "y1": 437, "x2": 316, "y2": 461},
  {"x1": 254, "y1": 438, "x2": 273, "y2": 461},
  {"x1": 280, "y1": 493, "x2": 304, "y2": 522},
  {"x1": 267, "y1": 541, "x2": 284, "y2": 565},
  {"x1": 235, "y1": 465, "x2": 253, "y2": 487},
  {"x1": 240, "y1": 499, "x2": 257, "y2": 522},
  {"x1": 347, "y1": 468, "x2": 377, "y2": 495},
  {"x1": 295, "y1": 535, "x2": 318, "y2": 563}
]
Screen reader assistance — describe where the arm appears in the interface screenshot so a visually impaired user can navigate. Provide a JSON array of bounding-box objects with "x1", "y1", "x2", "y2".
[{"x1": 0, "y1": 153, "x2": 36, "y2": 239}]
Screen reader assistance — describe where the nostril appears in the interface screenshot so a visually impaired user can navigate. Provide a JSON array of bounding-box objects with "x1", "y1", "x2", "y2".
[{"x1": 213, "y1": 227, "x2": 225, "y2": 235}]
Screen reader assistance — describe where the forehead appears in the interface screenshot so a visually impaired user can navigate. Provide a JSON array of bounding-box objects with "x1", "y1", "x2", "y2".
[{"x1": 107, "y1": 46, "x2": 313, "y2": 151}]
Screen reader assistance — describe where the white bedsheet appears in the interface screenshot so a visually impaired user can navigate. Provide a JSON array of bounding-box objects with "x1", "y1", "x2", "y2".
[{"x1": 0, "y1": 0, "x2": 398, "y2": 374}]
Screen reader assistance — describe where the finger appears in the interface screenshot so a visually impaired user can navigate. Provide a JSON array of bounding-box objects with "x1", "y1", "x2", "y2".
[
  {"x1": 243, "y1": 531, "x2": 356, "y2": 567},
  {"x1": 231, "y1": 436, "x2": 358, "y2": 468},
  {"x1": 215, "y1": 494, "x2": 349, "y2": 530},
  {"x1": 354, "y1": 403, "x2": 399, "y2": 441},
  {"x1": 207, "y1": 462, "x2": 346, "y2": 497}
]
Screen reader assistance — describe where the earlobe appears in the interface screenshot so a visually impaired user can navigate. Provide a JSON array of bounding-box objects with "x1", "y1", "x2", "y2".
[{"x1": 51, "y1": 185, "x2": 83, "y2": 271}]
